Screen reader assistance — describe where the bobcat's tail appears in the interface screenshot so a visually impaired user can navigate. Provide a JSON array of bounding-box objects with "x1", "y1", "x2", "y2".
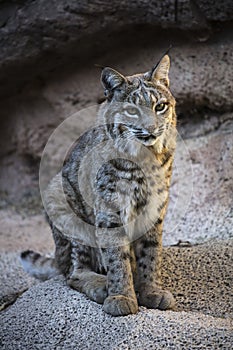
[{"x1": 20, "y1": 250, "x2": 60, "y2": 281}]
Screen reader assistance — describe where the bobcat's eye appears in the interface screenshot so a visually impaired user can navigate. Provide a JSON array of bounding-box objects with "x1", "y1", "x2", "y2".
[
  {"x1": 125, "y1": 106, "x2": 139, "y2": 117},
  {"x1": 155, "y1": 103, "x2": 168, "y2": 114}
]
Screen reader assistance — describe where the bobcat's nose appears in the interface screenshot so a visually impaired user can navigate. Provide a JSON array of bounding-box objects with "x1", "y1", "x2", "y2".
[{"x1": 146, "y1": 125, "x2": 156, "y2": 134}]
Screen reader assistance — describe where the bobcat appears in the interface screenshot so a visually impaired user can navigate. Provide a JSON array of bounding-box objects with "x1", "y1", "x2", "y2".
[{"x1": 21, "y1": 55, "x2": 177, "y2": 316}]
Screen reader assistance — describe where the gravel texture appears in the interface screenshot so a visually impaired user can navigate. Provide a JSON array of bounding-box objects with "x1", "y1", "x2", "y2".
[{"x1": 0, "y1": 274, "x2": 232, "y2": 350}]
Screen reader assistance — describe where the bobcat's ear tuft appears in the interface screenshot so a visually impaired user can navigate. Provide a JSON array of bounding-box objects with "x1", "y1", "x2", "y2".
[
  {"x1": 101, "y1": 67, "x2": 126, "y2": 96},
  {"x1": 147, "y1": 55, "x2": 170, "y2": 87}
]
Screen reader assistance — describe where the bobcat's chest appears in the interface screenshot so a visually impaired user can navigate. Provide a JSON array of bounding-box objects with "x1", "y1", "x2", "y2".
[{"x1": 95, "y1": 158, "x2": 167, "y2": 219}]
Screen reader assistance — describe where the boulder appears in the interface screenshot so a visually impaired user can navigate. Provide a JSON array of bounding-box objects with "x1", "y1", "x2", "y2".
[{"x1": 0, "y1": 239, "x2": 232, "y2": 349}]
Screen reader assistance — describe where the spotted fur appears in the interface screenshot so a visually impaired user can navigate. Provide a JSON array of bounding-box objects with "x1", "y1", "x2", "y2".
[{"x1": 21, "y1": 55, "x2": 177, "y2": 316}]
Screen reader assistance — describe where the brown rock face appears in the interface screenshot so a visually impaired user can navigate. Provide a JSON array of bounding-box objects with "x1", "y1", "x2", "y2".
[{"x1": 1, "y1": 0, "x2": 233, "y2": 97}]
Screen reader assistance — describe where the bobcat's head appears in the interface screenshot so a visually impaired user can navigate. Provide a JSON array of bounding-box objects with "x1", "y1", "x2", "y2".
[{"x1": 99, "y1": 55, "x2": 176, "y2": 155}]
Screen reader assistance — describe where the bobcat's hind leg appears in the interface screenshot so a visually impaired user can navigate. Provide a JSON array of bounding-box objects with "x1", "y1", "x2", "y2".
[
  {"x1": 66, "y1": 242, "x2": 107, "y2": 304},
  {"x1": 67, "y1": 270, "x2": 107, "y2": 304}
]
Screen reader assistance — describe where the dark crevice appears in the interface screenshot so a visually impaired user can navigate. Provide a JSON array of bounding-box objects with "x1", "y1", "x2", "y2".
[{"x1": 0, "y1": 288, "x2": 28, "y2": 312}]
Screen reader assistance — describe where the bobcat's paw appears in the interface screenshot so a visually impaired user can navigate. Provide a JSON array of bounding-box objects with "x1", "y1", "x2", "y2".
[
  {"x1": 103, "y1": 295, "x2": 138, "y2": 316},
  {"x1": 67, "y1": 273, "x2": 107, "y2": 304},
  {"x1": 138, "y1": 289, "x2": 175, "y2": 310}
]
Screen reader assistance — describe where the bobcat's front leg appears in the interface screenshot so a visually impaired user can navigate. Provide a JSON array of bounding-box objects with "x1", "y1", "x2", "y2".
[
  {"x1": 101, "y1": 244, "x2": 138, "y2": 316},
  {"x1": 96, "y1": 213, "x2": 138, "y2": 316},
  {"x1": 134, "y1": 223, "x2": 175, "y2": 310}
]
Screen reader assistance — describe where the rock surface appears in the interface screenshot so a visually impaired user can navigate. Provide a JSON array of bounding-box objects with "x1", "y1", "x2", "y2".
[
  {"x1": 1, "y1": 0, "x2": 233, "y2": 104},
  {"x1": 0, "y1": 238, "x2": 232, "y2": 349},
  {"x1": 0, "y1": 280, "x2": 232, "y2": 350},
  {"x1": 1, "y1": 0, "x2": 233, "y2": 97},
  {"x1": 164, "y1": 115, "x2": 233, "y2": 245}
]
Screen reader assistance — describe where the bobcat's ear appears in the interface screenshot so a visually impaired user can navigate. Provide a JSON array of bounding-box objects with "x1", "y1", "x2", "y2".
[
  {"x1": 101, "y1": 67, "x2": 126, "y2": 96},
  {"x1": 146, "y1": 55, "x2": 170, "y2": 87}
]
